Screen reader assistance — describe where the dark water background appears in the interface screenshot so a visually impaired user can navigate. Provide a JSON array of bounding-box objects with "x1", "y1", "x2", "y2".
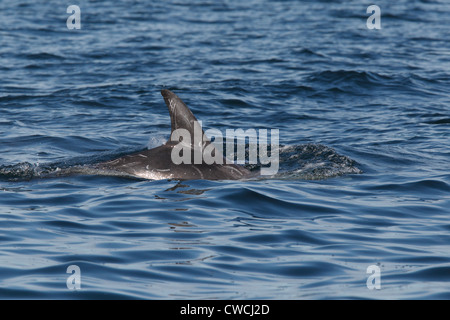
[{"x1": 0, "y1": 0, "x2": 449, "y2": 299}]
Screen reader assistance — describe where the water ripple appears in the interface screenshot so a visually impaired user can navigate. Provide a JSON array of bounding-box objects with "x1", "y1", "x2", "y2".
[{"x1": 0, "y1": 0, "x2": 449, "y2": 300}]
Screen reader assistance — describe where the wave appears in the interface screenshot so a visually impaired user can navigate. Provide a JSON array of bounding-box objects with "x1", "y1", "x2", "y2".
[
  {"x1": 304, "y1": 69, "x2": 443, "y2": 96},
  {"x1": 273, "y1": 144, "x2": 362, "y2": 180},
  {"x1": 425, "y1": 118, "x2": 450, "y2": 125},
  {"x1": 0, "y1": 143, "x2": 361, "y2": 182}
]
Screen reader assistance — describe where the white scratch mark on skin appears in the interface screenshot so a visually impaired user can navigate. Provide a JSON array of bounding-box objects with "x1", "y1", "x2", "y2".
[
  {"x1": 228, "y1": 166, "x2": 244, "y2": 177},
  {"x1": 156, "y1": 169, "x2": 170, "y2": 172},
  {"x1": 123, "y1": 162, "x2": 140, "y2": 167},
  {"x1": 169, "y1": 99, "x2": 175, "y2": 111},
  {"x1": 137, "y1": 154, "x2": 148, "y2": 158},
  {"x1": 191, "y1": 166, "x2": 204, "y2": 179},
  {"x1": 107, "y1": 159, "x2": 120, "y2": 165}
]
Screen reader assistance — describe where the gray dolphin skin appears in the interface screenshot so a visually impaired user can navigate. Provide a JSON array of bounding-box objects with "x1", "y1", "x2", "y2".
[{"x1": 96, "y1": 90, "x2": 253, "y2": 180}]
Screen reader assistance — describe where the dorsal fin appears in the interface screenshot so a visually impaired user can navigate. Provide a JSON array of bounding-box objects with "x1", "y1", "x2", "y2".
[
  {"x1": 161, "y1": 89, "x2": 211, "y2": 149},
  {"x1": 161, "y1": 89, "x2": 204, "y2": 136},
  {"x1": 161, "y1": 90, "x2": 225, "y2": 162}
]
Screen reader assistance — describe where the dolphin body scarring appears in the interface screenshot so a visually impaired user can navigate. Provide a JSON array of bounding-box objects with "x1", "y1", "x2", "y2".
[{"x1": 96, "y1": 90, "x2": 253, "y2": 180}]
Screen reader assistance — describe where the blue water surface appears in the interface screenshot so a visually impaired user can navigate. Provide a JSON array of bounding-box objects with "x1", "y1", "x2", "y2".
[{"x1": 0, "y1": 0, "x2": 449, "y2": 299}]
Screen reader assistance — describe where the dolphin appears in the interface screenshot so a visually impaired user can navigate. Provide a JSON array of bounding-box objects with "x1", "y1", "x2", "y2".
[{"x1": 95, "y1": 90, "x2": 253, "y2": 180}]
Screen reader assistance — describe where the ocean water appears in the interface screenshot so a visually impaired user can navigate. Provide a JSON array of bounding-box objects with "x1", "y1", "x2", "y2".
[{"x1": 0, "y1": 0, "x2": 449, "y2": 299}]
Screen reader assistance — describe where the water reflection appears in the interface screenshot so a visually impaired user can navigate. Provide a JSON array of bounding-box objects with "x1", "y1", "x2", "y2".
[{"x1": 154, "y1": 181, "x2": 211, "y2": 201}]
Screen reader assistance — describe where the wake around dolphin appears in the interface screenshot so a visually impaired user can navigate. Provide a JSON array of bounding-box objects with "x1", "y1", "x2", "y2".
[
  {"x1": 95, "y1": 90, "x2": 254, "y2": 180},
  {"x1": 0, "y1": 90, "x2": 362, "y2": 182}
]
